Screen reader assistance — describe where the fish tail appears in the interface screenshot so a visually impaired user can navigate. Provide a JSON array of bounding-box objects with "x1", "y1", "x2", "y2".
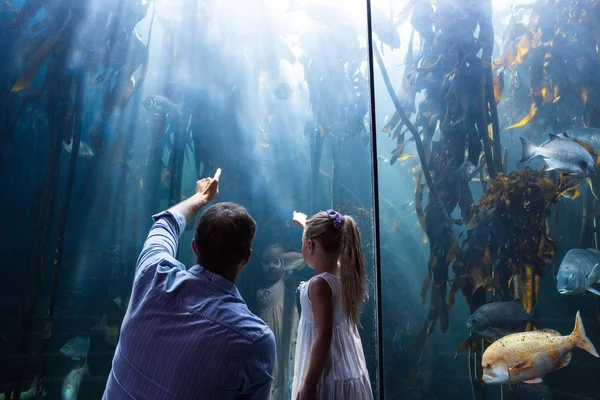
[
  {"x1": 519, "y1": 137, "x2": 538, "y2": 163},
  {"x1": 571, "y1": 311, "x2": 599, "y2": 357}
]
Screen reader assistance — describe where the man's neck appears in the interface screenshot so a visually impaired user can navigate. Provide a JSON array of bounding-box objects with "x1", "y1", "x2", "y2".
[{"x1": 202, "y1": 264, "x2": 237, "y2": 284}]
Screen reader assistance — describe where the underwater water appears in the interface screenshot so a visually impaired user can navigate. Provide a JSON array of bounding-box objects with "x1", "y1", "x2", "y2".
[{"x1": 1, "y1": 0, "x2": 600, "y2": 399}]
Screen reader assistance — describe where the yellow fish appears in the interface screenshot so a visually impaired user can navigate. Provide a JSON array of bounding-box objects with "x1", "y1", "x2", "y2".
[
  {"x1": 482, "y1": 311, "x2": 598, "y2": 385},
  {"x1": 92, "y1": 313, "x2": 120, "y2": 347}
]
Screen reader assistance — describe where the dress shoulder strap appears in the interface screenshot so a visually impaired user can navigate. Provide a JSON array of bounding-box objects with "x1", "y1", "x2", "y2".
[{"x1": 312, "y1": 272, "x2": 340, "y2": 297}]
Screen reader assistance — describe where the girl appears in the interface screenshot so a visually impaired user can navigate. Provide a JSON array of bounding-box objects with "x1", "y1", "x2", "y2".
[{"x1": 291, "y1": 209, "x2": 373, "y2": 400}]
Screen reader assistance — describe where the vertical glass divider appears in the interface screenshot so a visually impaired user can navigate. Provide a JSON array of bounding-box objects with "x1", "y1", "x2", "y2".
[{"x1": 364, "y1": 1, "x2": 384, "y2": 398}]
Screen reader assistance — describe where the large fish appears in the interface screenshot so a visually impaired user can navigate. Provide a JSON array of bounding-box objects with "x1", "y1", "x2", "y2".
[
  {"x1": 59, "y1": 336, "x2": 90, "y2": 360},
  {"x1": 481, "y1": 311, "x2": 599, "y2": 385},
  {"x1": 61, "y1": 361, "x2": 89, "y2": 400},
  {"x1": 520, "y1": 133, "x2": 595, "y2": 177},
  {"x1": 556, "y1": 248, "x2": 600, "y2": 296},
  {"x1": 256, "y1": 244, "x2": 304, "y2": 399},
  {"x1": 467, "y1": 299, "x2": 540, "y2": 338}
]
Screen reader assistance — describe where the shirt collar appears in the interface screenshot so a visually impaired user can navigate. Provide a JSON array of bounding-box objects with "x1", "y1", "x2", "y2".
[{"x1": 188, "y1": 264, "x2": 242, "y2": 298}]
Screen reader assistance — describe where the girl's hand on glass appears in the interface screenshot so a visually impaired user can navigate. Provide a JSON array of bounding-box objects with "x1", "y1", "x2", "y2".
[{"x1": 292, "y1": 211, "x2": 307, "y2": 229}]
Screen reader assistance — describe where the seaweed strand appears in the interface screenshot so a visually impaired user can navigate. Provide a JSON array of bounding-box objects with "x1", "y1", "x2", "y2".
[
  {"x1": 373, "y1": 43, "x2": 455, "y2": 243},
  {"x1": 37, "y1": 73, "x2": 83, "y2": 398}
]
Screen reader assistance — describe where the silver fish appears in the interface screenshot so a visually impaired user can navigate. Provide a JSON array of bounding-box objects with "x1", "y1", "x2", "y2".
[
  {"x1": 278, "y1": 251, "x2": 306, "y2": 272},
  {"x1": 59, "y1": 336, "x2": 90, "y2": 360},
  {"x1": 467, "y1": 299, "x2": 540, "y2": 338},
  {"x1": 63, "y1": 141, "x2": 94, "y2": 158},
  {"x1": 61, "y1": 361, "x2": 88, "y2": 400},
  {"x1": 520, "y1": 133, "x2": 595, "y2": 177},
  {"x1": 262, "y1": 245, "x2": 306, "y2": 273},
  {"x1": 557, "y1": 248, "x2": 600, "y2": 296},
  {"x1": 142, "y1": 95, "x2": 183, "y2": 116}
]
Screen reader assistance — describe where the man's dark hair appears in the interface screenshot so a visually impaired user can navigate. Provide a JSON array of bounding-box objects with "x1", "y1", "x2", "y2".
[{"x1": 194, "y1": 202, "x2": 256, "y2": 273}]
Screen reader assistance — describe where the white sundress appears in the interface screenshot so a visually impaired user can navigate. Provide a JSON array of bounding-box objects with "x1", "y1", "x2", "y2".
[{"x1": 291, "y1": 272, "x2": 373, "y2": 400}]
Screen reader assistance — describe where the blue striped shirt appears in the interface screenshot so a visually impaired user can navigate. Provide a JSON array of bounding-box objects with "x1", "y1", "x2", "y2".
[{"x1": 102, "y1": 210, "x2": 276, "y2": 400}]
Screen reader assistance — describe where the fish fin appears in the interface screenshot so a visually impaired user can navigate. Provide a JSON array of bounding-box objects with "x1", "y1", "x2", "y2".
[
  {"x1": 585, "y1": 263, "x2": 600, "y2": 287},
  {"x1": 454, "y1": 336, "x2": 473, "y2": 359},
  {"x1": 547, "y1": 132, "x2": 565, "y2": 141},
  {"x1": 571, "y1": 311, "x2": 599, "y2": 357},
  {"x1": 519, "y1": 137, "x2": 538, "y2": 163},
  {"x1": 586, "y1": 287, "x2": 600, "y2": 296},
  {"x1": 557, "y1": 351, "x2": 572, "y2": 369},
  {"x1": 523, "y1": 377, "x2": 543, "y2": 384},
  {"x1": 509, "y1": 360, "x2": 532, "y2": 375}
]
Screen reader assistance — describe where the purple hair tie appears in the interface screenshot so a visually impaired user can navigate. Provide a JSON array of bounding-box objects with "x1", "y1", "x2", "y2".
[{"x1": 326, "y1": 209, "x2": 345, "y2": 230}]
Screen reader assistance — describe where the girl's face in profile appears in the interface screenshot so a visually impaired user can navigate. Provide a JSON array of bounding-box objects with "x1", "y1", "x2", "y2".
[{"x1": 301, "y1": 230, "x2": 315, "y2": 270}]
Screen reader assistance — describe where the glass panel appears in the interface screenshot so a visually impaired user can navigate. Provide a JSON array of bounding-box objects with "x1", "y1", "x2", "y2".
[
  {"x1": 0, "y1": 0, "x2": 378, "y2": 399},
  {"x1": 374, "y1": 0, "x2": 600, "y2": 398}
]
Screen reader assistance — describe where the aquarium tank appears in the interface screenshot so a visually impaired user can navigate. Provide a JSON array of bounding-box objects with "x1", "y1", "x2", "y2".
[{"x1": 1, "y1": 0, "x2": 600, "y2": 399}]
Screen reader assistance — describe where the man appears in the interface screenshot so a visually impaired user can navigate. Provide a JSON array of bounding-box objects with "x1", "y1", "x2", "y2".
[{"x1": 103, "y1": 168, "x2": 276, "y2": 399}]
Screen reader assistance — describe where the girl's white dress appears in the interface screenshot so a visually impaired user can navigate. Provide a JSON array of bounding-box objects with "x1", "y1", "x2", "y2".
[{"x1": 291, "y1": 272, "x2": 373, "y2": 400}]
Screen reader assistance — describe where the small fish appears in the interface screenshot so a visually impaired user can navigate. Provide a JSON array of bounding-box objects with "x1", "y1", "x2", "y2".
[
  {"x1": 520, "y1": 133, "x2": 595, "y2": 177},
  {"x1": 142, "y1": 95, "x2": 183, "y2": 116},
  {"x1": 482, "y1": 311, "x2": 598, "y2": 385},
  {"x1": 456, "y1": 160, "x2": 481, "y2": 181},
  {"x1": 61, "y1": 361, "x2": 89, "y2": 400},
  {"x1": 467, "y1": 299, "x2": 540, "y2": 338},
  {"x1": 556, "y1": 248, "x2": 600, "y2": 296},
  {"x1": 60, "y1": 336, "x2": 90, "y2": 360},
  {"x1": 92, "y1": 314, "x2": 120, "y2": 347},
  {"x1": 274, "y1": 82, "x2": 292, "y2": 100},
  {"x1": 63, "y1": 141, "x2": 95, "y2": 158}
]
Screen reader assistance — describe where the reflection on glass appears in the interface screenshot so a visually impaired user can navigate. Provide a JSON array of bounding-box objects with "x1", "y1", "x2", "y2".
[
  {"x1": 375, "y1": 0, "x2": 600, "y2": 399},
  {"x1": 0, "y1": 0, "x2": 377, "y2": 399}
]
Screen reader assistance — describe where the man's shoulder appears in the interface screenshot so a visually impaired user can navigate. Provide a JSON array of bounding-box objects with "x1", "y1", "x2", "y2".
[{"x1": 221, "y1": 304, "x2": 274, "y2": 345}]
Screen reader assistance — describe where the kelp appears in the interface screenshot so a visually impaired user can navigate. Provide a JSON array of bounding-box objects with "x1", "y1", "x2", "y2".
[
  {"x1": 380, "y1": 0, "x2": 590, "y2": 394},
  {"x1": 451, "y1": 169, "x2": 563, "y2": 302}
]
